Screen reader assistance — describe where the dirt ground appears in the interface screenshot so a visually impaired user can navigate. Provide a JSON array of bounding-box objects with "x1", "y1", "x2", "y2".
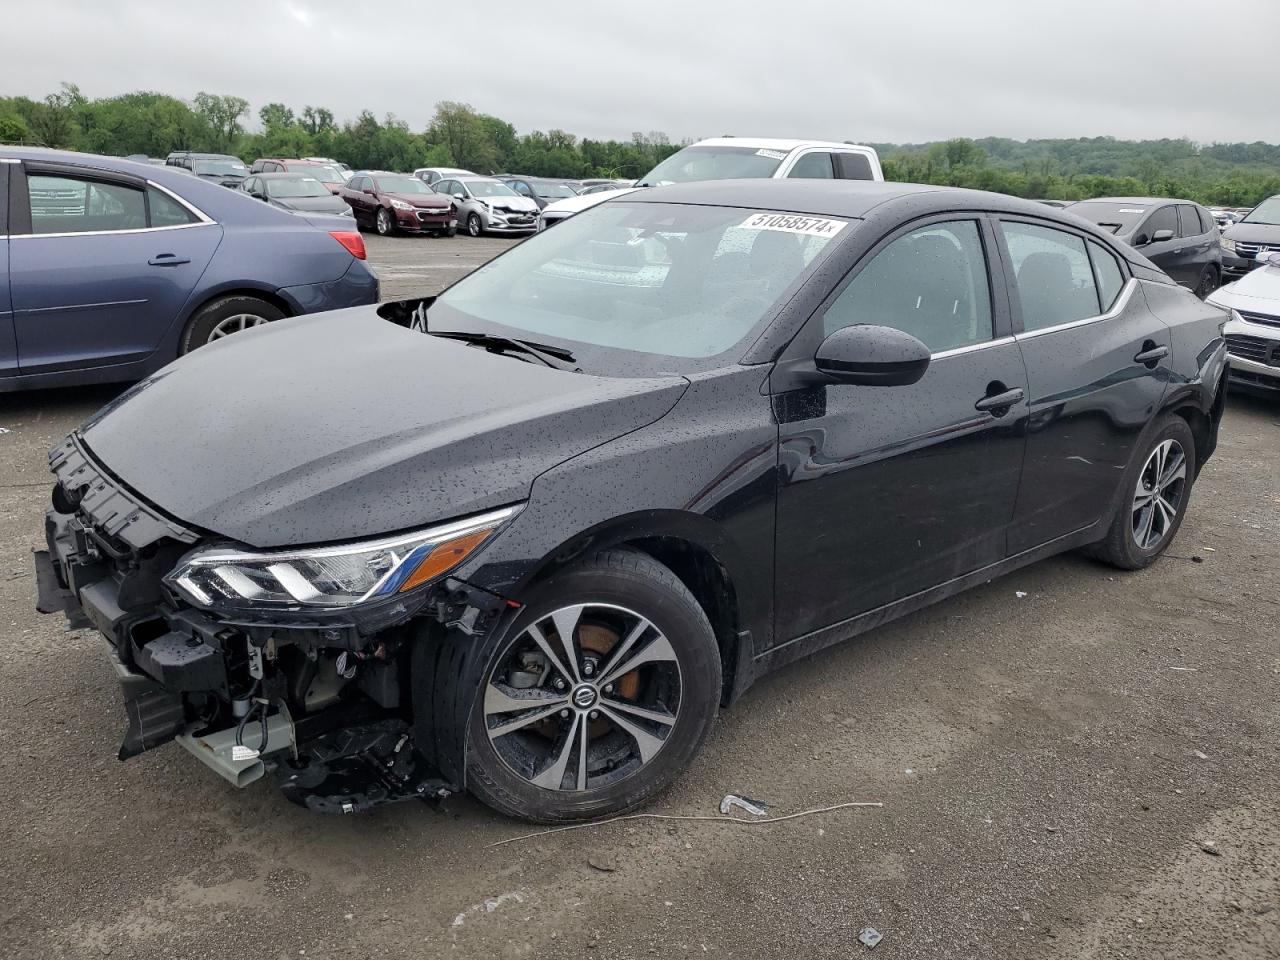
[{"x1": 1, "y1": 234, "x2": 1277, "y2": 959}]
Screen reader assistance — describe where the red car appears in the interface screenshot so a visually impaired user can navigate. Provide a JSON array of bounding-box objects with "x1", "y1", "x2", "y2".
[
  {"x1": 339, "y1": 172, "x2": 457, "y2": 237},
  {"x1": 251, "y1": 159, "x2": 346, "y2": 194}
]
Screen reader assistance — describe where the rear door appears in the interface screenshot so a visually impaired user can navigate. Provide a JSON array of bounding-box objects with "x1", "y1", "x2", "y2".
[
  {"x1": 1176, "y1": 204, "x2": 1214, "y2": 287},
  {"x1": 8, "y1": 162, "x2": 221, "y2": 375},
  {"x1": 994, "y1": 217, "x2": 1171, "y2": 553},
  {"x1": 1134, "y1": 205, "x2": 1183, "y2": 282},
  {"x1": 0, "y1": 160, "x2": 16, "y2": 379}
]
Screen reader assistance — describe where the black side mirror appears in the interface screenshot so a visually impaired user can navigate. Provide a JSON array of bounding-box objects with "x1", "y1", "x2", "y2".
[
  {"x1": 1151, "y1": 228, "x2": 1175, "y2": 243},
  {"x1": 814, "y1": 324, "x2": 931, "y2": 386}
]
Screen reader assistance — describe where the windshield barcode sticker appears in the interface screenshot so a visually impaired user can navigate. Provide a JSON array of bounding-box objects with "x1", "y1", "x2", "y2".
[
  {"x1": 738, "y1": 213, "x2": 848, "y2": 238},
  {"x1": 755, "y1": 149, "x2": 788, "y2": 160}
]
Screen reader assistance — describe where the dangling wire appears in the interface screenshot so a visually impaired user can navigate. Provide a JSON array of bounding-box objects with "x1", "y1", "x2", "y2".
[{"x1": 233, "y1": 679, "x2": 271, "y2": 753}]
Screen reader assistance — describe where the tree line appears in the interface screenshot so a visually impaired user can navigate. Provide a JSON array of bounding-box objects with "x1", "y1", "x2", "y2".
[{"x1": 3, "y1": 84, "x2": 1279, "y2": 205}]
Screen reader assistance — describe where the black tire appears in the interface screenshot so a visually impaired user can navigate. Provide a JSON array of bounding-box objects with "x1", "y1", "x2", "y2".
[
  {"x1": 445, "y1": 225, "x2": 458, "y2": 237},
  {"x1": 461, "y1": 549, "x2": 721, "y2": 823},
  {"x1": 467, "y1": 212, "x2": 483, "y2": 237},
  {"x1": 179, "y1": 295, "x2": 285, "y2": 354},
  {"x1": 1087, "y1": 415, "x2": 1196, "y2": 570},
  {"x1": 375, "y1": 207, "x2": 395, "y2": 236},
  {"x1": 1195, "y1": 264, "x2": 1220, "y2": 300}
]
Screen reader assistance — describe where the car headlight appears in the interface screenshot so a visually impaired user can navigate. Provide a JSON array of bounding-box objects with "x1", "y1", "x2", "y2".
[
  {"x1": 1220, "y1": 236, "x2": 1237, "y2": 253},
  {"x1": 390, "y1": 199, "x2": 414, "y2": 211},
  {"x1": 165, "y1": 506, "x2": 519, "y2": 611}
]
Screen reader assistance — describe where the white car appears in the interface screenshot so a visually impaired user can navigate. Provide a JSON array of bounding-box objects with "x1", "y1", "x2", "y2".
[
  {"x1": 414, "y1": 166, "x2": 476, "y2": 186},
  {"x1": 1206, "y1": 251, "x2": 1280, "y2": 397},
  {"x1": 538, "y1": 137, "x2": 883, "y2": 229}
]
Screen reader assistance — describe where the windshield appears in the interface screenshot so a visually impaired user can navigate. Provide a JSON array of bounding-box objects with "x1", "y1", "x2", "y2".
[
  {"x1": 466, "y1": 180, "x2": 519, "y2": 198},
  {"x1": 266, "y1": 177, "x2": 330, "y2": 198},
  {"x1": 1066, "y1": 201, "x2": 1148, "y2": 234},
  {"x1": 298, "y1": 164, "x2": 344, "y2": 183},
  {"x1": 194, "y1": 159, "x2": 247, "y2": 176},
  {"x1": 533, "y1": 182, "x2": 579, "y2": 199},
  {"x1": 374, "y1": 176, "x2": 433, "y2": 195},
  {"x1": 1243, "y1": 197, "x2": 1280, "y2": 225},
  {"x1": 431, "y1": 202, "x2": 846, "y2": 367},
  {"x1": 638, "y1": 145, "x2": 785, "y2": 186}
]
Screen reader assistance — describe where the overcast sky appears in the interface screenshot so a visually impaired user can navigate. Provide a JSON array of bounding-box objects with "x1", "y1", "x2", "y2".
[{"x1": 8, "y1": 0, "x2": 1278, "y2": 145}]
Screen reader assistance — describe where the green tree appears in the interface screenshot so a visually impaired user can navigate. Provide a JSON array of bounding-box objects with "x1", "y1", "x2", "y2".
[{"x1": 193, "y1": 92, "x2": 249, "y2": 151}]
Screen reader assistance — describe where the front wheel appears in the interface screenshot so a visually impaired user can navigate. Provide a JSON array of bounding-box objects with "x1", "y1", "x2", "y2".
[
  {"x1": 375, "y1": 207, "x2": 395, "y2": 236},
  {"x1": 1087, "y1": 415, "x2": 1196, "y2": 570},
  {"x1": 462, "y1": 549, "x2": 721, "y2": 823},
  {"x1": 467, "y1": 212, "x2": 483, "y2": 237}
]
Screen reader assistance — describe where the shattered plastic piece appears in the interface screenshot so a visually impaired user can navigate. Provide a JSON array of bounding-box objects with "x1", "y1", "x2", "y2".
[
  {"x1": 1200, "y1": 841, "x2": 1221, "y2": 856},
  {"x1": 1015, "y1": 591, "x2": 1028, "y2": 598},
  {"x1": 858, "y1": 927, "x2": 883, "y2": 948},
  {"x1": 719, "y1": 794, "x2": 769, "y2": 817},
  {"x1": 1193, "y1": 749, "x2": 1208, "y2": 760}
]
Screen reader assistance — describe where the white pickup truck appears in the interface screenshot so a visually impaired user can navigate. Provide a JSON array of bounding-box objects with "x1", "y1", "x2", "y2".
[{"x1": 538, "y1": 136, "x2": 883, "y2": 229}]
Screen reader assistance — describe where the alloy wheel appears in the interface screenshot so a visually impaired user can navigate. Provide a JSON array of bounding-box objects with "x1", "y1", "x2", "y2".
[
  {"x1": 207, "y1": 313, "x2": 269, "y2": 342},
  {"x1": 468, "y1": 213, "x2": 482, "y2": 237},
  {"x1": 1196, "y1": 268, "x2": 1218, "y2": 299},
  {"x1": 1131, "y1": 438, "x2": 1187, "y2": 550},
  {"x1": 377, "y1": 209, "x2": 392, "y2": 235},
  {"x1": 482, "y1": 603, "x2": 683, "y2": 792}
]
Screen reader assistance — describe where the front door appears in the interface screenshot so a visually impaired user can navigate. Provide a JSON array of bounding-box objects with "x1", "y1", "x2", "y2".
[
  {"x1": 9, "y1": 163, "x2": 220, "y2": 375},
  {"x1": 771, "y1": 216, "x2": 1028, "y2": 646},
  {"x1": 993, "y1": 217, "x2": 1172, "y2": 553},
  {"x1": 0, "y1": 161, "x2": 16, "y2": 380}
]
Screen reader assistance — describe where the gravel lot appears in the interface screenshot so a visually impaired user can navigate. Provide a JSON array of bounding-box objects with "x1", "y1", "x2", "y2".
[{"x1": 1, "y1": 234, "x2": 1277, "y2": 959}]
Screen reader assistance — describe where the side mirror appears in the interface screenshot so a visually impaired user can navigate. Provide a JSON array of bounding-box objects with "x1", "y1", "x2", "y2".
[
  {"x1": 363, "y1": 186, "x2": 376, "y2": 195},
  {"x1": 814, "y1": 324, "x2": 930, "y2": 386},
  {"x1": 1150, "y1": 228, "x2": 1175, "y2": 243},
  {"x1": 453, "y1": 192, "x2": 466, "y2": 200}
]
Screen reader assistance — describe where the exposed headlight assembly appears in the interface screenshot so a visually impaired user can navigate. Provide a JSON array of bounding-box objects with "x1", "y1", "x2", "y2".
[
  {"x1": 1220, "y1": 236, "x2": 1237, "y2": 253},
  {"x1": 166, "y1": 506, "x2": 519, "y2": 611}
]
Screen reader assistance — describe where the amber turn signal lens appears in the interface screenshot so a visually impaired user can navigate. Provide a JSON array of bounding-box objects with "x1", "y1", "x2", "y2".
[{"x1": 397, "y1": 529, "x2": 494, "y2": 593}]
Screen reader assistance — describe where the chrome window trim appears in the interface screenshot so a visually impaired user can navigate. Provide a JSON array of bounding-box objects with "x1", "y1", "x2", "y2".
[
  {"x1": 930, "y1": 335, "x2": 1016, "y2": 361},
  {"x1": 1013, "y1": 277, "x2": 1137, "y2": 341},
  {"x1": 5, "y1": 175, "x2": 216, "y2": 240}
]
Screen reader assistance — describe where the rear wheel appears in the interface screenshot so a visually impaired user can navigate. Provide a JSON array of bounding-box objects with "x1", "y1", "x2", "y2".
[
  {"x1": 179, "y1": 295, "x2": 285, "y2": 354},
  {"x1": 462, "y1": 549, "x2": 721, "y2": 822},
  {"x1": 1195, "y1": 264, "x2": 1219, "y2": 300},
  {"x1": 1088, "y1": 415, "x2": 1196, "y2": 570}
]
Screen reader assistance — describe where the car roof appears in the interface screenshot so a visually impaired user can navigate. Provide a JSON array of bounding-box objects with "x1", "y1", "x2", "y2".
[
  {"x1": 255, "y1": 171, "x2": 323, "y2": 179},
  {"x1": 1072, "y1": 197, "x2": 1197, "y2": 206},
  {"x1": 690, "y1": 137, "x2": 875, "y2": 153}
]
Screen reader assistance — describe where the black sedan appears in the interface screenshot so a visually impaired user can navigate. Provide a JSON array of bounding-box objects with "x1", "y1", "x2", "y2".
[
  {"x1": 35, "y1": 181, "x2": 1228, "y2": 821},
  {"x1": 240, "y1": 173, "x2": 354, "y2": 218}
]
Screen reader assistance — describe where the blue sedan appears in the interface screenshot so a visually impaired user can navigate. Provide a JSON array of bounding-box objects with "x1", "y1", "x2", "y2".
[{"x1": 0, "y1": 149, "x2": 379, "y2": 392}]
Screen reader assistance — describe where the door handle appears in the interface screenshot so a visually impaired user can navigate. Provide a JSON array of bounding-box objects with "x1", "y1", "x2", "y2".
[
  {"x1": 975, "y1": 387, "x2": 1024, "y2": 414},
  {"x1": 147, "y1": 254, "x2": 190, "y2": 267},
  {"x1": 1134, "y1": 344, "x2": 1169, "y2": 366}
]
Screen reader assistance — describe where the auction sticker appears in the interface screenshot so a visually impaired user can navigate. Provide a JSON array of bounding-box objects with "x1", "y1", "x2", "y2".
[{"x1": 738, "y1": 212, "x2": 848, "y2": 238}]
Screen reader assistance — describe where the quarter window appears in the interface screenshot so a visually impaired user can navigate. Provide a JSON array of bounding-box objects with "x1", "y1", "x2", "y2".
[
  {"x1": 27, "y1": 174, "x2": 147, "y2": 234},
  {"x1": 1001, "y1": 221, "x2": 1100, "y2": 330},
  {"x1": 822, "y1": 220, "x2": 993, "y2": 352},
  {"x1": 835, "y1": 152, "x2": 875, "y2": 180},
  {"x1": 1087, "y1": 240, "x2": 1125, "y2": 311},
  {"x1": 788, "y1": 152, "x2": 835, "y2": 179}
]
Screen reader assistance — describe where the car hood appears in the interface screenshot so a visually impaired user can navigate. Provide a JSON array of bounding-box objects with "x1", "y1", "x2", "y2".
[
  {"x1": 79, "y1": 309, "x2": 687, "y2": 548},
  {"x1": 274, "y1": 195, "x2": 351, "y2": 214},
  {"x1": 1209, "y1": 263, "x2": 1280, "y2": 310},
  {"x1": 479, "y1": 195, "x2": 538, "y2": 213},
  {"x1": 1222, "y1": 222, "x2": 1280, "y2": 244},
  {"x1": 388, "y1": 192, "x2": 451, "y2": 209},
  {"x1": 543, "y1": 187, "x2": 639, "y2": 215}
]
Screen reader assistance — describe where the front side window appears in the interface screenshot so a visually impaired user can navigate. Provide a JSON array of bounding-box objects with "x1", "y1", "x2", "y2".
[
  {"x1": 1001, "y1": 221, "x2": 1100, "y2": 331},
  {"x1": 788, "y1": 152, "x2": 835, "y2": 179},
  {"x1": 28, "y1": 175, "x2": 147, "y2": 234},
  {"x1": 822, "y1": 220, "x2": 992, "y2": 353},
  {"x1": 1139, "y1": 206, "x2": 1177, "y2": 243},
  {"x1": 148, "y1": 187, "x2": 198, "y2": 226},
  {"x1": 431, "y1": 202, "x2": 845, "y2": 364}
]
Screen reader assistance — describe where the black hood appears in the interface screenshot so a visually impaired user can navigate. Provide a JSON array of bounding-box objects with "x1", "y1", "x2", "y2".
[{"x1": 80, "y1": 309, "x2": 686, "y2": 548}]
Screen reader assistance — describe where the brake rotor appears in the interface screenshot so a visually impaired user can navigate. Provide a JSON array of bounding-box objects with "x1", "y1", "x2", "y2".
[{"x1": 579, "y1": 622, "x2": 640, "y2": 700}]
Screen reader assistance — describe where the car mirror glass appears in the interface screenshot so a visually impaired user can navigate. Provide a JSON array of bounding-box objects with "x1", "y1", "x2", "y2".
[{"x1": 814, "y1": 324, "x2": 931, "y2": 387}]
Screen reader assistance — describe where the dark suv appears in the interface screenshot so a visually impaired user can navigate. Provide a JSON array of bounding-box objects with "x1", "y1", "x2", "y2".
[
  {"x1": 1219, "y1": 195, "x2": 1280, "y2": 281},
  {"x1": 1067, "y1": 197, "x2": 1222, "y2": 298},
  {"x1": 165, "y1": 153, "x2": 248, "y2": 189},
  {"x1": 498, "y1": 176, "x2": 582, "y2": 210}
]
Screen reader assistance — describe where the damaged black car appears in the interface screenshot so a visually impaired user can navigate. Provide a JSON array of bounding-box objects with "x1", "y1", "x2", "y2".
[{"x1": 36, "y1": 181, "x2": 1228, "y2": 820}]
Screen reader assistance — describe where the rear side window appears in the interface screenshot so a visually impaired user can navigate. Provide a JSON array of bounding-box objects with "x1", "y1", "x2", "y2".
[
  {"x1": 1001, "y1": 221, "x2": 1101, "y2": 331},
  {"x1": 1140, "y1": 206, "x2": 1177, "y2": 242},
  {"x1": 148, "y1": 187, "x2": 198, "y2": 227},
  {"x1": 788, "y1": 152, "x2": 834, "y2": 179},
  {"x1": 835, "y1": 152, "x2": 875, "y2": 180},
  {"x1": 1178, "y1": 205, "x2": 1204, "y2": 237},
  {"x1": 1087, "y1": 240, "x2": 1125, "y2": 311},
  {"x1": 27, "y1": 174, "x2": 147, "y2": 234},
  {"x1": 823, "y1": 220, "x2": 993, "y2": 352}
]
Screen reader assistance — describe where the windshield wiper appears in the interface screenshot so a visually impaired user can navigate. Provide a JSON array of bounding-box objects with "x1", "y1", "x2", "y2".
[{"x1": 433, "y1": 331, "x2": 578, "y2": 370}]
